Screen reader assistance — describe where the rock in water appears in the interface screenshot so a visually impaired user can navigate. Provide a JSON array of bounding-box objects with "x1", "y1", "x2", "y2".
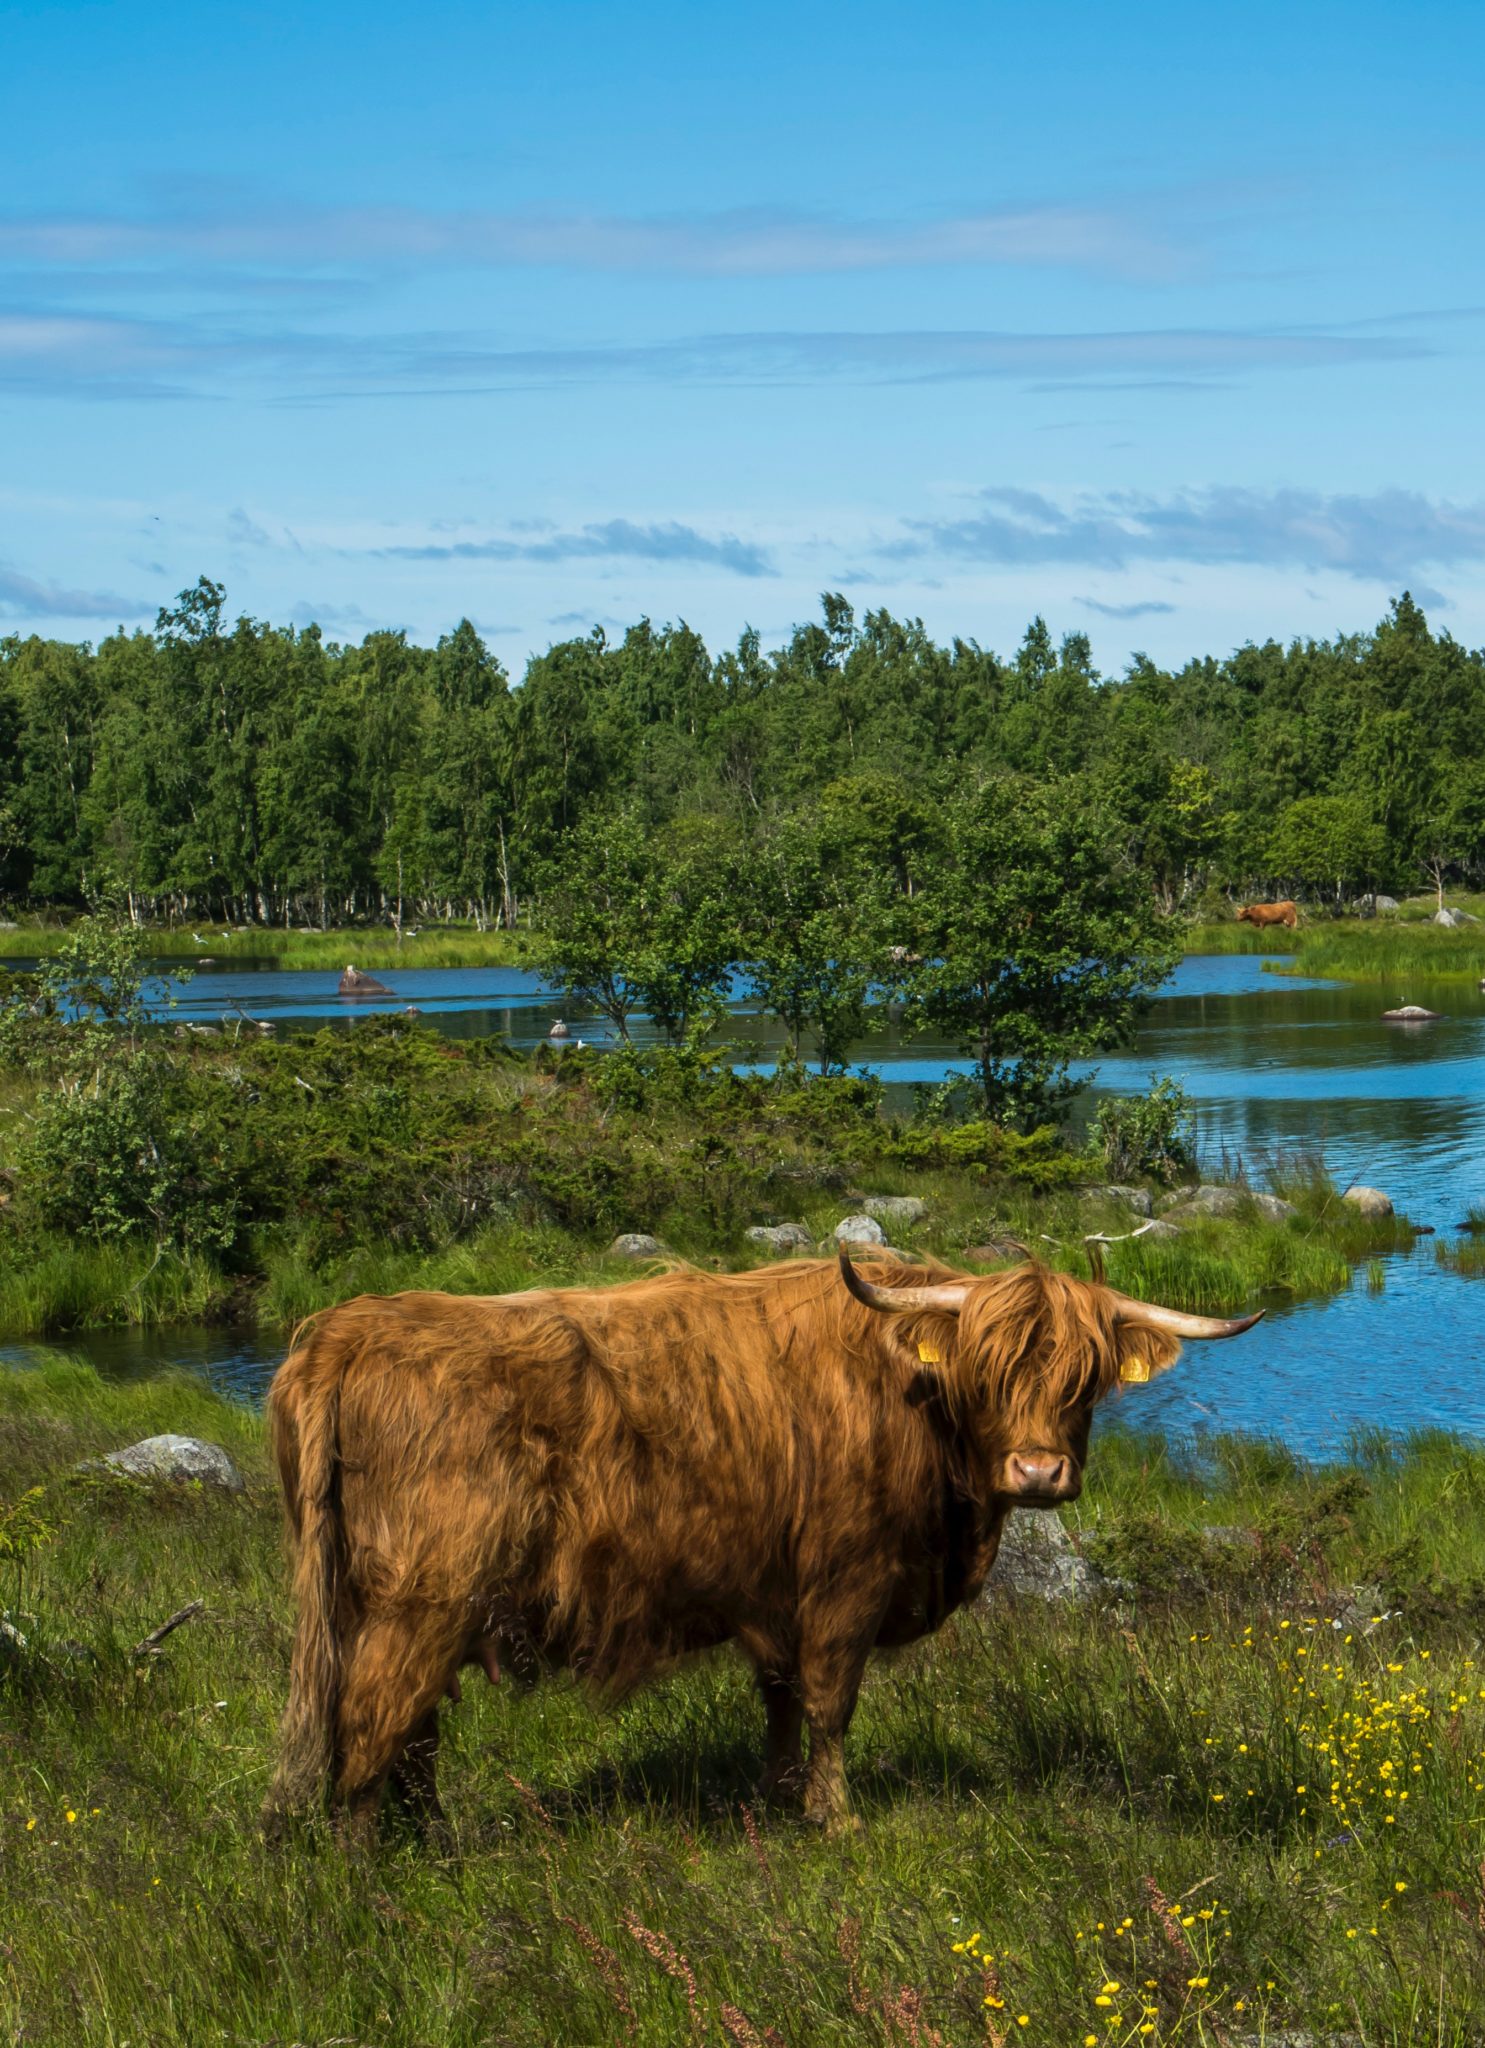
[
  {"x1": 102, "y1": 1435, "x2": 245, "y2": 1493},
  {"x1": 1342, "y1": 1185, "x2": 1393, "y2": 1218},
  {"x1": 338, "y1": 963, "x2": 395, "y2": 998},
  {"x1": 1382, "y1": 1004, "x2": 1441, "y2": 1022}
]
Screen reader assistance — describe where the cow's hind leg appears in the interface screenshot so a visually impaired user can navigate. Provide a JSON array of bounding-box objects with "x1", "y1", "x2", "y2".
[
  {"x1": 333, "y1": 1610, "x2": 458, "y2": 1847},
  {"x1": 754, "y1": 1670, "x2": 805, "y2": 1805}
]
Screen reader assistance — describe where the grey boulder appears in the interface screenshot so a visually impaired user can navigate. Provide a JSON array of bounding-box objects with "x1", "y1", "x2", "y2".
[
  {"x1": 102, "y1": 1435, "x2": 244, "y2": 1494},
  {"x1": 1162, "y1": 1184, "x2": 1245, "y2": 1221},
  {"x1": 983, "y1": 1512, "x2": 1100, "y2": 1603},
  {"x1": 610, "y1": 1232, "x2": 665, "y2": 1259},
  {"x1": 1249, "y1": 1192, "x2": 1299, "y2": 1223},
  {"x1": 834, "y1": 1214, "x2": 887, "y2": 1247},
  {"x1": 1085, "y1": 1185, "x2": 1154, "y2": 1217},
  {"x1": 1434, "y1": 906, "x2": 1478, "y2": 927},
  {"x1": 1342, "y1": 1185, "x2": 1393, "y2": 1218},
  {"x1": 745, "y1": 1222, "x2": 815, "y2": 1256},
  {"x1": 861, "y1": 1195, "x2": 928, "y2": 1229}
]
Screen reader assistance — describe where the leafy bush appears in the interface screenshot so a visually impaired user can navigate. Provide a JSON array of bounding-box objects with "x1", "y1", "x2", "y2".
[
  {"x1": 19, "y1": 1059, "x2": 243, "y2": 1255},
  {"x1": 1092, "y1": 1074, "x2": 1196, "y2": 1182}
]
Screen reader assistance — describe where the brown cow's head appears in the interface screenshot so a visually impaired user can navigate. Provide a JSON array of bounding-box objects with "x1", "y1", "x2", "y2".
[
  {"x1": 1235, "y1": 905, "x2": 1254, "y2": 923},
  {"x1": 839, "y1": 1250, "x2": 1260, "y2": 1506}
]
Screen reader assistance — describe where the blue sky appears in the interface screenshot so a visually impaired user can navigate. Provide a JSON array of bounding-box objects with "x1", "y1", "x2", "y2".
[{"x1": 3, "y1": 0, "x2": 1483, "y2": 672}]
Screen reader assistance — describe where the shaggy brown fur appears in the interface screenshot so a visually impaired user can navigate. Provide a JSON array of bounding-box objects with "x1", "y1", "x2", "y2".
[
  {"x1": 263, "y1": 1256, "x2": 1183, "y2": 1837},
  {"x1": 1235, "y1": 899, "x2": 1299, "y2": 928}
]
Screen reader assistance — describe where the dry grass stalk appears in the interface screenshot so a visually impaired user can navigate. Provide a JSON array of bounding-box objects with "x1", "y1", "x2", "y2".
[{"x1": 622, "y1": 1913, "x2": 704, "y2": 2037}]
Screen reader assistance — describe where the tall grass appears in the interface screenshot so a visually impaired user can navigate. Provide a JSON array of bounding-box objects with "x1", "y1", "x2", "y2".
[
  {"x1": 0, "y1": 1156, "x2": 1411, "y2": 1339},
  {"x1": 7, "y1": 1366, "x2": 1485, "y2": 2042},
  {"x1": 1182, "y1": 922, "x2": 1297, "y2": 955},
  {"x1": 1273, "y1": 923, "x2": 1485, "y2": 985},
  {"x1": 1187, "y1": 915, "x2": 1485, "y2": 982},
  {"x1": 1435, "y1": 1236, "x2": 1485, "y2": 1279},
  {"x1": 0, "y1": 1239, "x2": 227, "y2": 1335}
]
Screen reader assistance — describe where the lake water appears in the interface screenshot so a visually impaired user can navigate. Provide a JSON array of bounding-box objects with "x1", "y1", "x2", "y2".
[{"x1": 5, "y1": 952, "x2": 1483, "y2": 1456}]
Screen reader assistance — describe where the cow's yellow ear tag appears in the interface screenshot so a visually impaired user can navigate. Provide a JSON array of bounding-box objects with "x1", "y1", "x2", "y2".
[
  {"x1": 1120, "y1": 1356, "x2": 1151, "y2": 1384},
  {"x1": 917, "y1": 1338, "x2": 943, "y2": 1365}
]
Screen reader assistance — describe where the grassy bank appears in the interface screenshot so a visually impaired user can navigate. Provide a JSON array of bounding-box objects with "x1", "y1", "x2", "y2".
[
  {"x1": 0, "y1": 1078, "x2": 1412, "y2": 1339},
  {"x1": 1188, "y1": 917, "x2": 1485, "y2": 984},
  {"x1": 1268, "y1": 923, "x2": 1485, "y2": 986},
  {"x1": 5, "y1": 1361, "x2": 1485, "y2": 2043},
  {"x1": 0, "y1": 922, "x2": 527, "y2": 970}
]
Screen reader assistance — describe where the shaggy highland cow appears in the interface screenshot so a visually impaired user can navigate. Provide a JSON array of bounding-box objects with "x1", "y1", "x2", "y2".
[{"x1": 264, "y1": 1251, "x2": 1259, "y2": 1838}]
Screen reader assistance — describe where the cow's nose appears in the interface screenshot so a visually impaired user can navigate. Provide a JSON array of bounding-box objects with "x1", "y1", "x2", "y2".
[{"x1": 1006, "y1": 1453, "x2": 1074, "y2": 1501}]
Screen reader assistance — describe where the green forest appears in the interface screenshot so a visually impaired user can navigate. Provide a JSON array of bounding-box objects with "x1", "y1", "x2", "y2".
[{"x1": 3, "y1": 579, "x2": 1483, "y2": 931}]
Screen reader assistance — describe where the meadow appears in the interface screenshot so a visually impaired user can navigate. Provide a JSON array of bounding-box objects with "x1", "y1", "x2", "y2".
[
  {"x1": 0, "y1": 922, "x2": 527, "y2": 971},
  {"x1": 7, "y1": 1359, "x2": 1485, "y2": 2043}
]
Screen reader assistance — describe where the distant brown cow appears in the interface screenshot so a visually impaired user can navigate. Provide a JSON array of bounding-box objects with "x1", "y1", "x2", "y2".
[
  {"x1": 1236, "y1": 900, "x2": 1298, "y2": 928},
  {"x1": 263, "y1": 1253, "x2": 1260, "y2": 1839}
]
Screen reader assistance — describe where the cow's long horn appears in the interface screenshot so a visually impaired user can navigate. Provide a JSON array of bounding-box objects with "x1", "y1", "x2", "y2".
[
  {"x1": 838, "y1": 1247, "x2": 970, "y2": 1316},
  {"x1": 1109, "y1": 1293, "x2": 1265, "y2": 1340}
]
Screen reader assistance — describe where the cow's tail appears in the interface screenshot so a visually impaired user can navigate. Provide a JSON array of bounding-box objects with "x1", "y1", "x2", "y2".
[{"x1": 262, "y1": 1332, "x2": 344, "y2": 1836}]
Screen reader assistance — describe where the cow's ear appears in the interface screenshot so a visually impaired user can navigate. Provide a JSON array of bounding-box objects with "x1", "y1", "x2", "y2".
[{"x1": 1114, "y1": 1325, "x2": 1183, "y2": 1386}]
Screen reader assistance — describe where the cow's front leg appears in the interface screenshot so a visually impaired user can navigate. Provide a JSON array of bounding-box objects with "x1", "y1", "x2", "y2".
[
  {"x1": 798, "y1": 1640, "x2": 869, "y2": 1836},
  {"x1": 388, "y1": 1708, "x2": 452, "y2": 1849},
  {"x1": 754, "y1": 1670, "x2": 805, "y2": 1804}
]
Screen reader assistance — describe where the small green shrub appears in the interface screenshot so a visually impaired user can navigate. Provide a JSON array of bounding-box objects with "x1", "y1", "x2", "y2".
[
  {"x1": 18, "y1": 1060, "x2": 242, "y2": 1255},
  {"x1": 1092, "y1": 1075, "x2": 1197, "y2": 1182}
]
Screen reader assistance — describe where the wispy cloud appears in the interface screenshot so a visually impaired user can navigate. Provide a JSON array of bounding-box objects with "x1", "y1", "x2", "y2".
[
  {"x1": 1078, "y1": 596, "x2": 1177, "y2": 618},
  {"x1": 890, "y1": 485, "x2": 1485, "y2": 582},
  {"x1": 372, "y1": 519, "x2": 775, "y2": 579},
  {"x1": 0, "y1": 564, "x2": 144, "y2": 619},
  {"x1": 0, "y1": 197, "x2": 1187, "y2": 282},
  {"x1": 0, "y1": 303, "x2": 1422, "y2": 404}
]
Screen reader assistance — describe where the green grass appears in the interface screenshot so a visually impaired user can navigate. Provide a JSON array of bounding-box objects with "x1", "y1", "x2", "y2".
[
  {"x1": 1186, "y1": 913, "x2": 1485, "y2": 983},
  {"x1": 0, "y1": 1239, "x2": 230, "y2": 1335},
  {"x1": 1268, "y1": 922, "x2": 1485, "y2": 985},
  {"x1": 0, "y1": 1162, "x2": 1411, "y2": 1340},
  {"x1": 0, "y1": 921, "x2": 527, "y2": 970},
  {"x1": 7, "y1": 1363, "x2": 1485, "y2": 2042},
  {"x1": 1182, "y1": 922, "x2": 1297, "y2": 956},
  {"x1": 1435, "y1": 1236, "x2": 1485, "y2": 1279}
]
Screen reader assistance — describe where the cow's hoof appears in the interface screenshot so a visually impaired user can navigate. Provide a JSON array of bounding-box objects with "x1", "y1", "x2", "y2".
[
  {"x1": 756, "y1": 1765, "x2": 804, "y2": 1808},
  {"x1": 804, "y1": 1802, "x2": 863, "y2": 1837},
  {"x1": 821, "y1": 1809, "x2": 864, "y2": 1840}
]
